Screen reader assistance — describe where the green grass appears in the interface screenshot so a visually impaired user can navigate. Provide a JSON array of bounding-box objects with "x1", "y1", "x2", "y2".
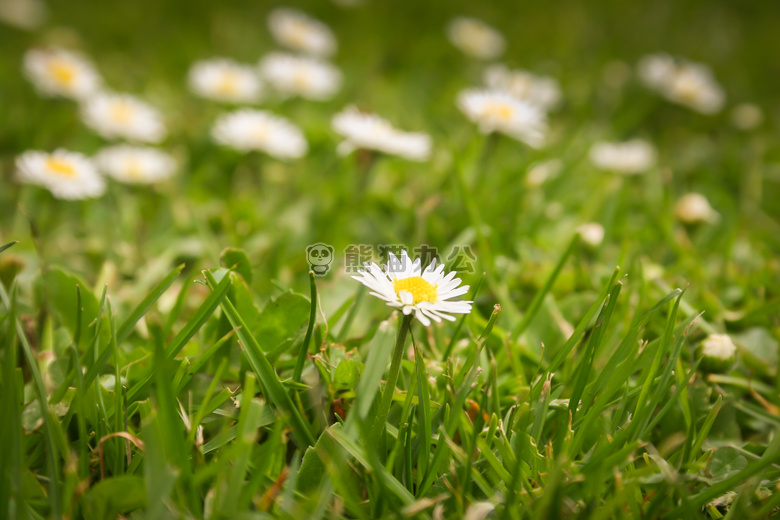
[{"x1": 1, "y1": 0, "x2": 780, "y2": 518}]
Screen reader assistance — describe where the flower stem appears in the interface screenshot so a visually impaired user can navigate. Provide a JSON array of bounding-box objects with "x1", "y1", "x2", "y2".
[
  {"x1": 371, "y1": 313, "x2": 413, "y2": 442},
  {"x1": 357, "y1": 149, "x2": 379, "y2": 198},
  {"x1": 293, "y1": 271, "x2": 317, "y2": 383}
]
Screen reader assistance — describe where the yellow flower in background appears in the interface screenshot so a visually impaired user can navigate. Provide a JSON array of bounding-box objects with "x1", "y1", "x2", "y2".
[
  {"x1": 15, "y1": 149, "x2": 105, "y2": 199},
  {"x1": 352, "y1": 249, "x2": 472, "y2": 327},
  {"x1": 23, "y1": 47, "x2": 101, "y2": 100}
]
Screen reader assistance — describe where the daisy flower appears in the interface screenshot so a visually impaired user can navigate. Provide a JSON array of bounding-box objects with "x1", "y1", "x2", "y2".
[
  {"x1": 259, "y1": 52, "x2": 341, "y2": 101},
  {"x1": 23, "y1": 47, "x2": 101, "y2": 100},
  {"x1": 15, "y1": 149, "x2": 105, "y2": 199},
  {"x1": 589, "y1": 139, "x2": 656, "y2": 174},
  {"x1": 352, "y1": 250, "x2": 472, "y2": 326},
  {"x1": 457, "y1": 89, "x2": 547, "y2": 148},
  {"x1": 577, "y1": 223, "x2": 605, "y2": 247},
  {"x1": 731, "y1": 103, "x2": 763, "y2": 131},
  {"x1": 637, "y1": 54, "x2": 725, "y2": 114},
  {"x1": 446, "y1": 17, "x2": 505, "y2": 60},
  {"x1": 665, "y1": 63, "x2": 725, "y2": 114},
  {"x1": 211, "y1": 109, "x2": 308, "y2": 159},
  {"x1": 697, "y1": 333, "x2": 737, "y2": 372},
  {"x1": 95, "y1": 145, "x2": 177, "y2": 184},
  {"x1": 188, "y1": 58, "x2": 263, "y2": 104},
  {"x1": 637, "y1": 53, "x2": 677, "y2": 91},
  {"x1": 483, "y1": 65, "x2": 562, "y2": 111},
  {"x1": 525, "y1": 158, "x2": 562, "y2": 187},
  {"x1": 675, "y1": 193, "x2": 718, "y2": 224},
  {"x1": 0, "y1": 0, "x2": 46, "y2": 30},
  {"x1": 267, "y1": 8, "x2": 336, "y2": 57},
  {"x1": 81, "y1": 93, "x2": 166, "y2": 143},
  {"x1": 332, "y1": 106, "x2": 431, "y2": 161}
]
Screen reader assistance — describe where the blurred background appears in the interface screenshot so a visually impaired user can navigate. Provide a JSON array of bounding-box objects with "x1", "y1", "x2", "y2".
[{"x1": 1, "y1": 0, "x2": 778, "y2": 322}]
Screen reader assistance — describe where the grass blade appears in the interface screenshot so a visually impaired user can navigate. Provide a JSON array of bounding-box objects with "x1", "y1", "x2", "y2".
[{"x1": 204, "y1": 269, "x2": 315, "y2": 448}]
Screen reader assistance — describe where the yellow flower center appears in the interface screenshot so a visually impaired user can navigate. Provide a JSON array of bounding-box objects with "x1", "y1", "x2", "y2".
[
  {"x1": 48, "y1": 60, "x2": 75, "y2": 86},
  {"x1": 673, "y1": 75, "x2": 702, "y2": 103},
  {"x1": 216, "y1": 72, "x2": 239, "y2": 95},
  {"x1": 45, "y1": 158, "x2": 76, "y2": 177},
  {"x1": 393, "y1": 276, "x2": 438, "y2": 305},
  {"x1": 481, "y1": 102, "x2": 514, "y2": 121},
  {"x1": 510, "y1": 76, "x2": 532, "y2": 98},
  {"x1": 292, "y1": 70, "x2": 311, "y2": 90},
  {"x1": 461, "y1": 25, "x2": 491, "y2": 53},
  {"x1": 250, "y1": 123, "x2": 269, "y2": 142},
  {"x1": 125, "y1": 158, "x2": 144, "y2": 179},
  {"x1": 287, "y1": 20, "x2": 312, "y2": 48},
  {"x1": 110, "y1": 101, "x2": 133, "y2": 123}
]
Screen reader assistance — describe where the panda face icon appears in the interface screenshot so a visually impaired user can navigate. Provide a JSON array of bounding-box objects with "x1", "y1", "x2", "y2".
[{"x1": 306, "y1": 243, "x2": 334, "y2": 276}]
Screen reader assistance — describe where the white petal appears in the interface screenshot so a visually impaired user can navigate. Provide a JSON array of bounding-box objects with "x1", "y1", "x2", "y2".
[{"x1": 415, "y1": 311, "x2": 431, "y2": 327}]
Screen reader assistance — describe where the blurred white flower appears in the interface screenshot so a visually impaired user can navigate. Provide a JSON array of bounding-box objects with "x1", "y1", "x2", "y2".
[
  {"x1": 267, "y1": 8, "x2": 336, "y2": 57},
  {"x1": 15, "y1": 149, "x2": 105, "y2": 199},
  {"x1": 667, "y1": 64, "x2": 725, "y2": 114},
  {"x1": 589, "y1": 139, "x2": 656, "y2": 174},
  {"x1": 82, "y1": 93, "x2": 166, "y2": 143},
  {"x1": 637, "y1": 54, "x2": 725, "y2": 114},
  {"x1": 0, "y1": 0, "x2": 46, "y2": 30},
  {"x1": 700, "y1": 334, "x2": 736, "y2": 360},
  {"x1": 637, "y1": 54, "x2": 677, "y2": 91},
  {"x1": 332, "y1": 106, "x2": 431, "y2": 161},
  {"x1": 698, "y1": 333, "x2": 737, "y2": 372},
  {"x1": 731, "y1": 103, "x2": 763, "y2": 131},
  {"x1": 483, "y1": 65, "x2": 562, "y2": 111},
  {"x1": 23, "y1": 48, "x2": 101, "y2": 100},
  {"x1": 212, "y1": 109, "x2": 308, "y2": 159},
  {"x1": 259, "y1": 52, "x2": 341, "y2": 100},
  {"x1": 526, "y1": 158, "x2": 562, "y2": 187},
  {"x1": 457, "y1": 89, "x2": 546, "y2": 148},
  {"x1": 446, "y1": 17, "x2": 505, "y2": 60},
  {"x1": 675, "y1": 193, "x2": 718, "y2": 224},
  {"x1": 642, "y1": 260, "x2": 664, "y2": 281},
  {"x1": 577, "y1": 223, "x2": 605, "y2": 247},
  {"x1": 352, "y1": 249, "x2": 472, "y2": 327},
  {"x1": 96, "y1": 145, "x2": 176, "y2": 184},
  {"x1": 188, "y1": 58, "x2": 262, "y2": 104}
]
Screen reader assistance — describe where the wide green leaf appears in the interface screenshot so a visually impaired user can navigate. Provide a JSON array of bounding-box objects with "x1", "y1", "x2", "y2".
[
  {"x1": 254, "y1": 291, "x2": 311, "y2": 352},
  {"x1": 82, "y1": 475, "x2": 147, "y2": 519},
  {"x1": 220, "y1": 247, "x2": 253, "y2": 284}
]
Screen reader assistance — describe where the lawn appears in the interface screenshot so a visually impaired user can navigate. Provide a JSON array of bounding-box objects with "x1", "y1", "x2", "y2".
[{"x1": 1, "y1": 0, "x2": 779, "y2": 518}]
